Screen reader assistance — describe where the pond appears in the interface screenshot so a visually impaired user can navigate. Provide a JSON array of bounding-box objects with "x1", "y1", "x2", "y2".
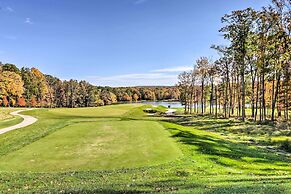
[{"x1": 141, "y1": 101, "x2": 183, "y2": 108}]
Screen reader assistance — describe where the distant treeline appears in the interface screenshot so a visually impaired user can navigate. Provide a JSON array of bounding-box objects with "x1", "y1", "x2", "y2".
[{"x1": 0, "y1": 63, "x2": 180, "y2": 108}]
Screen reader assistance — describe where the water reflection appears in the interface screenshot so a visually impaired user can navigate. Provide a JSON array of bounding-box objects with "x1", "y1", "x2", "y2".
[{"x1": 141, "y1": 101, "x2": 183, "y2": 108}]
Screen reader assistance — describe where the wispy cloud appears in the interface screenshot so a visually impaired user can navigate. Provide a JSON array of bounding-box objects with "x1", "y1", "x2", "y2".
[
  {"x1": 24, "y1": 18, "x2": 33, "y2": 24},
  {"x1": 152, "y1": 66, "x2": 193, "y2": 73},
  {"x1": 5, "y1": 6, "x2": 14, "y2": 12},
  {"x1": 91, "y1": 73, "x2": 176, "y2": 80},
  {"x1": 0, "y1": 6, "x2": 14, "y2": 12},
  {"x1": 134, "y1": 0, "x2": 148, "y2": 5},
  {"x1": 2, "y1": 35, "x2": 17, "y2": 40},
  {"x1": 86, "y1": 73, "x2": 177, "y2": 87},
  {"x1": 84, "y1": 65, "x2": 190, "y2": 87}
]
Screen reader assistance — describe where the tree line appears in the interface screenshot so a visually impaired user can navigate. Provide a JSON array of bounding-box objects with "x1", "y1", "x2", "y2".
[
  {"x1": 178, "y1": 0, "x2": 290, "y2": 122},
  {"x1": 0, "y1": 63, "x2": 180, "y2": 108}
]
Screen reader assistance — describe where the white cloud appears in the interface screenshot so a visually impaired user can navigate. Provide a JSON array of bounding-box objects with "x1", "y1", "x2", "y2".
[
  {"x1": 24, "y1": 18, "x2": 33, "y2": 24},
  {"x1": 134, "y1": 0, "x2": 148, "y2": 4},
  {"x1": 0, "y1": 6, "x2": 14, "y2": 12},
  {"x1": 5, "y1": 6, "x2": 14, "y2": 12},
  {"x1": 152, "y1": 66, "x2": 193, "y2": 73}
]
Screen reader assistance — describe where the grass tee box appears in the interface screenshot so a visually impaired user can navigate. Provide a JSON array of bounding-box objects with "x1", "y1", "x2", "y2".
[{"x1": 0, "y1": 104, "x2": 182, "y2": 172}]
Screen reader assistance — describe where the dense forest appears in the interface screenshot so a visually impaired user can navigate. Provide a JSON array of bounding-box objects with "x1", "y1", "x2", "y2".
[
  {"x1": 178, "y1": 0, "x2": 290, "y2": 122},
  {"x1": 0, "y1": 63, "x2": 180, "y2": 108}
]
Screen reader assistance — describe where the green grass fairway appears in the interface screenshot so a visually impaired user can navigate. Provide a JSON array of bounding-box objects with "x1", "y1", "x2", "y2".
[
  {"x1": 0, "y1": 104, "x2": 181, "y2": 172},
  {"x1": 0, "y1": 104, "x2": 290, "y2": 193}
]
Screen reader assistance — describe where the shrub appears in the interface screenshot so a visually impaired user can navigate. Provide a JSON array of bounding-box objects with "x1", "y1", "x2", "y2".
[
  {"x1": 272, "y1": 130, "x2": 282, "y2": 136},
  {"x1": 276, "y1": 121, "x2": 290, "y2": 130},
  {"x1": 279, "y1": 139, "x2": 291, "y2": 153},
  {"x1": 95, "y1": 99, "x2": 105, "y2": 106}
]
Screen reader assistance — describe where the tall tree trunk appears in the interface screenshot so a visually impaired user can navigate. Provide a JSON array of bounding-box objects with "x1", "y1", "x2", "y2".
[
  {"x1": 193, "y1": 89, "x2": 196, "y2": 114},
  {"x1": 284, "y1": 81, "x2": 289, "y2": 121},
  {"x1": 232, "y1": 75, "x2": 235, "y2": 115},
  {"x1": 261, "y1": 67, "x2": 266, "y2": 121},
  {"x1": 218, "y1": 88, "x2": 221, "y2": 113},
  {"x1": 210, "y1": 78, "x2": 214, "y2": 115},
  {"x1": 237, "y1": 73, "x2": 241, "y2": 118},
  {"x1": 190, "y1": 88, "x2": 193, "y2": 114},
  {"x1": 228, "y1": 73, "x2": 232, "y2": 118},
  {"x1": 255, "y1": 73, "x2": 260, "y2": 121},
  {"x1": 201, "y1": 80, "x2": 204, "y2": 114},
  {"x1": 284, "y1": 66, "x2": 290, "y2": 121},
  {"x1": 215, "y1": 85, "x2": 218, "y2": 118},
  {"x1": 277, "y1": 80, "x2": 282, "y2": 118},
  {"x1": 260, "y1": 74, "x2": 263, "y2": 122},
  {"x1": 271, "y1": 73, "x2": 280, "y2": 121},
  {"x1": 224, "y1": 79, "x2": 227, "y2": 118},
  {"x1": 241, "y1": 62, "x2": 246, "y2": 122},
  {"x1": 184, "y1": 88, "x2": 187, "y2": 114},
  {"x1": 251, "y1": 67, "x2": 257, "y2": 120}
]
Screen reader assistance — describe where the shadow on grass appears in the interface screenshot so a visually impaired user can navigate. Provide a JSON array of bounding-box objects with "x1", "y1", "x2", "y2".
[
  {"x1": 204, "y1": 184, "x2": 288, "y2": 194},
  {"x1": 173, "y1": 117, "x2": 241, "y2": 130},
  {"x1": 63, "y1": 189, "x2": 150, "y2": 194},
  {"x1": 171, "y1": 116, "x2": 279, "y2": 137},
  {"x1": 165, "y1": 125, "x2": 291, "y2": 172},
  {"x1": 212, "y1": 176, "x2": 291, "y2": 183},
  {"x1": 61, "y1": 177, "x2": 291, "y2": 194}
]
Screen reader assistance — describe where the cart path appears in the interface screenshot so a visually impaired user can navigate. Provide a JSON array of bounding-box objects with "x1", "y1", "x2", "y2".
[{"x1": 0, "y1": 109, "x2": 37, "y2": 135}]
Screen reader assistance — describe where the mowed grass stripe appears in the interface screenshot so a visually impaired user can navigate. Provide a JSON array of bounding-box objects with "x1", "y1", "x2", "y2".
[
  {"x1": 48, "y1": 104, "x2": 142, "y2": 118},
  {"x1": 0, "y1": 105, "x2": 182, "y2": 172}
]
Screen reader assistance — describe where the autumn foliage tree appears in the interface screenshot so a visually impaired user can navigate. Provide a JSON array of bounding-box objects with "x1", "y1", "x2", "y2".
[
  {"x1": 30, "y1": 97, "x2": 37, "y2": 107},
  {"x1": 2, "y1": 96, "x2": 9, "y2": 107},
  {"x1": 0, "y1": 66, "x2": 24, "y2": 106},
  {"x1": 17, "y1": 97, "x2": 26, "y2": 107}
]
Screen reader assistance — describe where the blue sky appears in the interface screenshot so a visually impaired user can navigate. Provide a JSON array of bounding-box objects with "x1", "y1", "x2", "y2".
[{"x1": 0, "y1": 0, "x2": 269, "y2": 86}]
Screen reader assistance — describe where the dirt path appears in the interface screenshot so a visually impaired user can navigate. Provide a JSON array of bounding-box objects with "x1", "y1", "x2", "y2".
[{"x1": 0, "y1": 109, "x2": 37, "y2": 135}]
